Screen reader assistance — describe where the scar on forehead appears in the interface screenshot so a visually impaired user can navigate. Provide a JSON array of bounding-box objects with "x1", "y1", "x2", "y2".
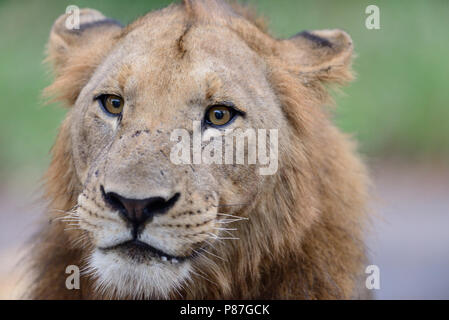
[
  {"x1": 205, "y1": 73, "x2": 223, "y2": 101},
  {"x1": 177, "y1": 22, "x2": 193, "y2": 58}
]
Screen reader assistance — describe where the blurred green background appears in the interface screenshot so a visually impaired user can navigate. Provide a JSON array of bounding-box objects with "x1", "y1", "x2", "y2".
[{"x1": 0, "y1": 0, "x2": 448, "y2": 186}]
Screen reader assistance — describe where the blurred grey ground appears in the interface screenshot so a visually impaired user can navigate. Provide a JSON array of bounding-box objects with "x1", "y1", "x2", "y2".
[
  {"x1": 0, "y1": 185, "x2": 44, "y2": 299},
  {"x1": 368, "y1": 161, "x2": 449, "y2": 299},
  {"x1": 0, "y1": 161, "x2": 448, "y2": 299}
]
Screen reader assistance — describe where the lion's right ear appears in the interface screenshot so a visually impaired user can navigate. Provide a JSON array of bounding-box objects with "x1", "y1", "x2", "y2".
[{"x1": 46, "y1": 9, "x2": 123, "y2": 104}]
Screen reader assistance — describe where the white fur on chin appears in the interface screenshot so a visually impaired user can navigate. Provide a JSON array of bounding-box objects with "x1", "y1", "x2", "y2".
[{"x1": 85, "y1": 249, "x2": 191, "y2": 299}]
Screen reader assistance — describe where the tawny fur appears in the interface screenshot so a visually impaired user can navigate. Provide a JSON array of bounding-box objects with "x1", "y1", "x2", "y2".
[{"x1": 26, "y1": 0, "x2": 370, "y2": 299}]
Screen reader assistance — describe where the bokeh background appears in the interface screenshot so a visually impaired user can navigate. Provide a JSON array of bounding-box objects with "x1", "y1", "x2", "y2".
[{"x1": 0, "y1": 0, "x2": 448, "y2": 299}]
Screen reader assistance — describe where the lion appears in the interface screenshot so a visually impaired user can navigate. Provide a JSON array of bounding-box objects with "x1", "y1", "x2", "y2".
[{"x1": 26, "y1": 0, "x2": 370, "y2": 299}]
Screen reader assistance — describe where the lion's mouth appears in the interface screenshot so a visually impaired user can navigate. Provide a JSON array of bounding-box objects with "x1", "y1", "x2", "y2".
[{"x1": 100, "y1": 240, "x2": 191, "y2": 264}]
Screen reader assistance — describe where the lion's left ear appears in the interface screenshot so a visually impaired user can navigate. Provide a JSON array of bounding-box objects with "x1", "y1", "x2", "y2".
[{"x1": 279, "y1": 29, "x2": 354, "y2": 83}]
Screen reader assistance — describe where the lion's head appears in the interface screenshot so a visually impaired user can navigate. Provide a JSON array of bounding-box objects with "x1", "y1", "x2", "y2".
[{"x1": 30, "y1": 0, "x2": 368, "y2": 299}]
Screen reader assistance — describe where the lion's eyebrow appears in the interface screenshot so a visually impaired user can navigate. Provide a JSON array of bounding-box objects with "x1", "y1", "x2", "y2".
[
  {"x1": 205, "y1": 73, "x2": 223, "y2": 101},
  {"x1": 203, "y1": 74, "x2": 247, "y2": 113},
  {"x1": 116, "y1": 63, "x2": 133, "y2": 92}
]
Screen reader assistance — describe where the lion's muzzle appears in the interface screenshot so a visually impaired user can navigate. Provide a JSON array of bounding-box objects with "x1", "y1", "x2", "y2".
[{"x1": 101, "y1": 185, "x2": 180, "y2": 237}]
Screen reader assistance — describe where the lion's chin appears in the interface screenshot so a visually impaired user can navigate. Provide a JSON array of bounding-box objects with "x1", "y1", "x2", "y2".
[{"x1": 86, "y1": 249, "x2": 191, "y2": 299}]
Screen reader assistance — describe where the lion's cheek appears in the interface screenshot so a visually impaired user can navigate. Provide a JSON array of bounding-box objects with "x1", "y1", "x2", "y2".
[{"x1": 70, "y1": 107, "x2": 115, "y2": 184}]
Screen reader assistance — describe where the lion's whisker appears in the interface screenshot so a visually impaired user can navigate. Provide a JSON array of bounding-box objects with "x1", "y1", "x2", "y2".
[
  {"x1": 203, "y1": 239, "x2": 218, "y2": 250},
  {"x1": 79, "y1": 265, "x2": 91, "y2": 275},
  {"x1": 193, "y1": 249, "x2": 216, "y2": 265},
  {"x1": 217, "y1": 213, "x2": 249, "y2": 220},
  {"x1": 50, "y1": 209, "x2": 73, "y2": 214},
  {"x1": 171, "y1": 283, "x2": 183, "y2": 299},
  {"x1": 214, "y1": 227, "x2": 237, "y2": 231},
  {"x1": 207, "y1": 232, "x2": 239, "y2": 240},
  {"x1": 189, "y1": 267, "x2": 218, "y2": 288},
  {"x1": 50, "y1": 204, "x2": 80, "y2": 214},
  {"x1": 72, "y1": 235, "x2": 87, "y2": 245},
  {"x1": 216, "y1": 218, "x2": 248, "y2": 225},
  {"x1": 64, "y1": 223, "x2": 80, "y2": 228},
  {"x1": 218, "y1": 229, "x2": 238, "y2": 238},
  {"x1": 213, "y1": 203, "x2": 249, "y2": 207},
  {"x1": 51, "y1": 212, "x2": 79, "y2": 219},
  {"x1": 58, "y1": 215, "x2": 80, "y2": 219},
  {"x1": 54, "y1": 217, "x2": 79, "y2": 223},
  {"x1": 60, "y1": 219, "x2": 80, "y2": 224},
  {"x1": 198, "y1": 247, "x2": 225, "y2": 262},
  {"x1": 71, "y1": 234, "x2": 89, "y2": 248}
]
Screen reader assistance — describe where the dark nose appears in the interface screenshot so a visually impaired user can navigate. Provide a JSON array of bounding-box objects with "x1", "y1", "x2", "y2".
[{"x1": 102, "y1": 187, "x2": 180, "y2": 229}]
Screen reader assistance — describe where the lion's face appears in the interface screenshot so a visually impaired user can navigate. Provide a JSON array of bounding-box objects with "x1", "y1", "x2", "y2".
[
  {"x1": 46, "y1": 1, "x2": 354, "y2": 299},
  {"x1": 64, "y1": 8, "x2": 284, "y2": 298}
]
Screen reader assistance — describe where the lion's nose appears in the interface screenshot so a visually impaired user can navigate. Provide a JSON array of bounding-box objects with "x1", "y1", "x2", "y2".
[{"x1": 102, "y1": 186, "x2": 180, "y2": 228}]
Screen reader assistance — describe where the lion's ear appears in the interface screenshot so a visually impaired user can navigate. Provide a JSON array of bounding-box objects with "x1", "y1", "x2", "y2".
[
  {"x1": 48, "y1": 8, "x2": 122, "y2": 73},
  {"x1": 46, "y1": 9, "x2": 123, "y2": 105},
  {"x1": 280, "y1": 29, "x2": 354, "y2": 83}
]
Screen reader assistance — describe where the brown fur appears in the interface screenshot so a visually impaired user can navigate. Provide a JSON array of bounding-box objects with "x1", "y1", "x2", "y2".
[{"x1": 27, "y1": 0, "x2": 370, "y2": 299}]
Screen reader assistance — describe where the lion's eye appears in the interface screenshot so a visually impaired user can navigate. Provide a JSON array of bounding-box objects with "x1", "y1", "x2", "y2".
[
  {"x1": 98, "y1": 94, "x2": 124, "y2": 116},
  {"x1": 205, "y1": 105, "x2": 237, "y2": 127}
]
